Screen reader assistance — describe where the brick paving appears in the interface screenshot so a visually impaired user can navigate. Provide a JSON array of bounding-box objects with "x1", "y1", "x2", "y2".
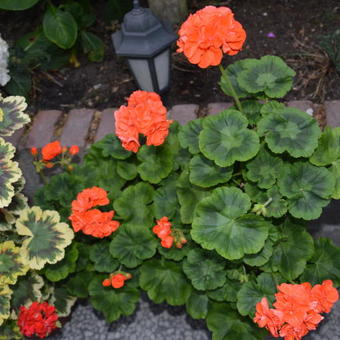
[{"x1": 13, "y1": 100, "x2": 340, "y2": 150}]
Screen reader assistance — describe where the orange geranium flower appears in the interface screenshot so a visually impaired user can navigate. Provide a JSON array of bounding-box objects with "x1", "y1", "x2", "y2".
[
  {"x1": 71, "y1": 186, "x2": 109, "y2": 213},
  {"x1": 254, "y1": 280, "x2": 338, "y2": 340},
  {"x1": 115, "y1": 91, "x2": 172, "y2": 153},
  {"x1": 41, "y1": 141, "x2": 62, "y2": 161},
  {"x1": 69, "y1": 187, "x2": 120, "y2": 238},
  {"x1": 177, "y1": 6, "x2": 246, "y2": 68}
]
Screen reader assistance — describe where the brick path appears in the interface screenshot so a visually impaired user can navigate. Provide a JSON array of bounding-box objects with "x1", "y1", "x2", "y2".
[{"x1": 5, "y1": 100, "x2": 340, "y2": 149}]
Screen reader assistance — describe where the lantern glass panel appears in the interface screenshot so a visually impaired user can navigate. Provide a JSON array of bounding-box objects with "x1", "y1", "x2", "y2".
[
  {"x1": 154, "y1": 49, "x2": 170, "y2": 92},
  {"x1": 128, "y1": 58, "x2": 154, "y2": 92}
]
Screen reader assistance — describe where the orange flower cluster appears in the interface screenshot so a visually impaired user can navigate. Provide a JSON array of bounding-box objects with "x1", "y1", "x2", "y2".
[
  {"x1": 152, "y1": 217, "x2": 187, "y2": 249},
  {"x1": 102, "y1": 273, "x2": 132, "y2": 289},
  {"x1": 69, "y1": 187, "x2": 120, "y2": 238},
  {"x1": 254, "y1": 280, "x2": 339, "y2": 340},
  {"x1": 115, "y1": 90, "x2": 172, "y2": 153},
  {"x1": 177, "y1": 6, "x2": 246, "y2": 68},
  {"x1": 41, "y1": 141, "x2": 62, "y2": 161}
]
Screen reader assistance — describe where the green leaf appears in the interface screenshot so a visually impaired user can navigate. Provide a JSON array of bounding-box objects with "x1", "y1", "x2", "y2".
[
  {"x1": 258, "y1": 106, "x2": 321, "y2": 158},
  {"x1": 207, "y1": 277, "x2": 242, "y2": 303},
  {"x1": 5, "y1": 69, "x2": 32, "y2": 97},
  {"x1": 81, "y1": 31, "x2": 105, "y2": 62},
  {"x1": 243, "y1": 238, "x2": 273, "y2": 267},
  {"x1": 86, "y1": 134, "x2": 131, "y2": 161},
  {"x1": 16, "y1": 206, "x2": 74, "y2": 270},
  {"x1": 67, "y1": 271, "x2": 94, "y2": 298},
  {"x1": 116, "y1": 159, "x2": 137, "y2": 181},
  {"x1": 236, "y1": 273, "x2": 280, "y2": 317},
  {"x1": 89, "y1": 275, "x2": 140, "y2": 322},
  {"x1": 310, "y1": 126, "x2": 340, "y2": 166},
  {"x1": 44, "y1": 243, "x2": 78, "y2": 282},
  {"x1": 178, "y1": 119, "x2": 203, "y2": 154},
  {"x1": 199, "y1": 109, "x2": 260, "y2": 167},
  {"x1": 10, "y1": 272, "x2": 44, "y2": 312},
  {"x1": 0, "y1": 241, "x2": 28, "y2": 286},
  {"x1": 219, "y1": 59, "x2": 250, "y2": 99},
  {"x1": 49, "y1": 286, "x2": 76, "y2": 317},
  {"x1": 158, "y1": 242, "x2": 190, "y2": 261},
  {"x1": 137, "y1": 144, "x2": 173, "y2": 184},
  {"x1": 330, "y1": 160, "x2": 340, "y2": 199},
  {"x1": 113, "y1": 182, "x2": 154, "y2": 227},
  {"x1": 191, "y1": 187, "x2": 269, "y2": 260},
  {"x1": 301, "y1": 238, "x2": 340, "y2": 286},
  {"x1": 278, "y1": 162, "x2": 335, "y2": 220},
  {"x1": 246, "y1": 147, "x2": 283, "y2": 189},
  {"x1": 43, "y1": 7, "x2": 78, "y2": 49},
  {"x1": 110, "y1": 224, "x2": 157, "y2": 268},
  {"x1": 176, "y1": 168, "x2": 208, "y2": 224},
  {"x1": 260, "y1": 100, "x2": 286, "y2": 115},
  {"x1": 0, "y1": 319, "x2": 21, "y2": 339},
  {"x1": 0, "y1": 285, "x2": 12, "y2": 327},
  {"x1": 0, "y1": 95, "x2": 30, "y2": 137},
  {"x1": 232, "y1": 100, "x2": 262, "y2": 125},
  {"x1": 0, "y1": 0, "x2": 39, "y2": 10},
  {"x1": 90, "y1": 242, "x2": 119, "y2": 273},
  {"x1": 186, "y1": 291, "x2": 209, "y2": 319},
  {"x1": 189, "y1": 154, "x2": 233, "y2": 188},
  {"x1": 266, "y1": 222, "x2": 314, "y2": 281},
  {"x1": 183, "y1": 249, "x2": 226, "y2": 291},
  {"x1": 207, "y1": 303, "x2": 261, "y2": 340},
  {"x1": 153, "y1": 175, "x2": 180, "y2": 221},
  {"x1": 139, "y1": 259, "x2": 192, "y2": 306},
  {"x1": 237, "y1": 56, "x2": 296, "y2": 98}
]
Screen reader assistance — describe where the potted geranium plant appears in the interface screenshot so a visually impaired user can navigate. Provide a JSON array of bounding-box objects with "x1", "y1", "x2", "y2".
[{"x1": 1, "y1": 5, "x2": 340, "y2": 340}]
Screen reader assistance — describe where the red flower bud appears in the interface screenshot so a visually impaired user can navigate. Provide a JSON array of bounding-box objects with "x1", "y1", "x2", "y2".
[
  {"x1": 69, "y1": 145, "x2": 79, "y2": 155},
  {"x1": 30, "y1": 147, "x2": 38, "y2": 156}
]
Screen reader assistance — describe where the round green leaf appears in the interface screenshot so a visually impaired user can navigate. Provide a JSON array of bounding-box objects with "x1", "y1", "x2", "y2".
[
  {"x1": 189, "y1": 154, "x2": 233, "y2": 188},
  {"x1": 110, "y1": 224, "x2": 157, "y2": 268},
  {"x1": 266, "y1": 222, "x2": 314, "y2": 281},
  {"x1": 243, "y1": 238, "x2": 273, "y2": 267},
  {"x1": 0, "y1": 0, "x2": 39, "y2": 10},
  {"x1": 116, "y1": 159, "x2": 137, "y2": 181},
  {"x1": 183, "y1": 249, "x2": 226, "y2": 291},
  {"x1": 90, "y1": 242, "x2": 119, "y2": 273},
  {"x1": 44, "y1": 243, "x2": 78, "y2": 282},
  {"x1": 219, "y1": 59, "x2": 250, "y2": 99},
  {"x1": 310, "y1": 126, "x2": 340, "y2": 166},
  {"x1": 199, "y1": 110, "x2": 260, "y2": 167},
  {"x1": 237, "y1": 56, "x2": 295, "y2": 98},
  {"x1": 113, "y1": 182, "x2": 154, "y2": 227},
  {"x1": 158, "y1": 243, "x2": 190, "y2": 261},
  {"x1": 246, "y1": 147, "x2": 283, "y2": 189},
  {"x1": 81, "y1": 31, "x2": 105, "y2": 62},
  {"x1": 258, "y1": 107, "x2": 321, "y2": 158},
  {"x1": 0, "y1": 285, "x2": 12, "y2": 327},
  {"x1": 186, "y1": 291, "x2": 209, "y2": 319},
  {"x1": 207, "y1": 303, "x2": 261, "y2": 340},
  {"x1": 278, "y1": 162, "x2": 335, "y2": 220},
  {"x1": 10, "y1": 273, "x2": 44, "y2": 312},
  {"x1": 231, "y1": 100, "x2": 262, "y2": 125},
  {"x1": 0, "y1": 95, "x2": 30, "y2": 137},
  {"x1": 16, "y1": 206, "x2": 74, "y2": 270},
  {"x1": 49, "y1": 287, "x2": 76, "y2": 317},
  {"x1": 176, "y1": 168, "x2": 208, "y2": 224},
  {"x1": 139, "y1": 259, "x2": 192, "y2": 306},
  {"x1": 43, "y1": 7, "x2": 78, "y2": 49},
  {"x1": 67, "y1": 271, "x2": 94, "y2": 298},
  {"x1": 260, "y1": 100, "x2": 286, "y2": 115},
  {"x1": 330, "y1": 160, "x2": 340, "y2": 199},
  {"x1": 191, "y1": 187, "x2": 269, "y2": 260},
  {"x1": 236, "y1": 273, "x2": 280, "y2": 317},
  {"x1": 178, "y1": 119, "x2": 203, "y2": 154},
  {"x1": 301, "y1": 238, "x2": 340, "y2": 286},
  {"x1": 207, "y1": 277, "x2": 242, "y2": 303},
  {"x1": 0, "y1": 241, "x2": 28, "y2": 286},
  {"x1": 137, "y1": 144, "x2": 173, "y2": 184},
  {"x1": 89, "y1": 275, "x2": 140, "y2": 322}
]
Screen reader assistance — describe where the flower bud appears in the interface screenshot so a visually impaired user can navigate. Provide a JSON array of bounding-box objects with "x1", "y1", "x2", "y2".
[{"x1": 30, "y1": 147, "x2": 38, "y2": 156}]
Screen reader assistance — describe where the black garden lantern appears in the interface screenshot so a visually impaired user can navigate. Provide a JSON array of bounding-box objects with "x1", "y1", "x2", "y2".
[{"x1": 112, "y1": 0, "x2": 177, "y2": 93}]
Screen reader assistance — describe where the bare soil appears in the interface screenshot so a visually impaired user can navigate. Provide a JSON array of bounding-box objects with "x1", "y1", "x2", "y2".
[{"x1": 1, "y1": 0, "x2": 340, "y2": 112}]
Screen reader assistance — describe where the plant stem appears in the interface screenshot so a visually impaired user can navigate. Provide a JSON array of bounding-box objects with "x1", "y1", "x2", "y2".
[{"x1": 219, "y1": 64, "x2": 243, "y2": 112}]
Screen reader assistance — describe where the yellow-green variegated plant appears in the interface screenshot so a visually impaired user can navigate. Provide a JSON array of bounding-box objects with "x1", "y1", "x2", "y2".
[{"x1": 0, "y1": 94, "x2": 74, "y2": 338}]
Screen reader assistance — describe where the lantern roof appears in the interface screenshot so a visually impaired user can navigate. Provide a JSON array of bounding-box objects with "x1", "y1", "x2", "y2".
[{"x1": 112, "y1": 1, "x2": 177, "y2": 58}]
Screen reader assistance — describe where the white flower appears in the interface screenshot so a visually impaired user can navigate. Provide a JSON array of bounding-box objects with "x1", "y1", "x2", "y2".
[{"x1": 0, "y1": 34, "x2": 10, "y2": 86}]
